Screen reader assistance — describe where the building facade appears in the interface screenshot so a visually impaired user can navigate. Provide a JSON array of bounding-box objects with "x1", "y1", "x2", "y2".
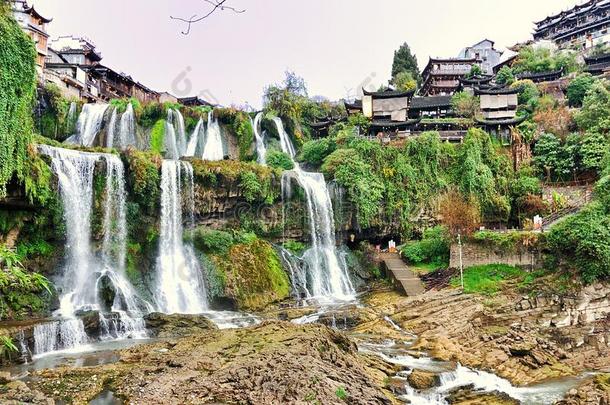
[
  {"x1": 458, "y1": 39, "x2": 502, "y2": 75},
  {"x1": 420, "y1": 58, "x2": 479, "y2": 96},
  {"x1": 10, "y1": 0, "x2": 52, "y2": 73},
  {"x1": 533, "y1": 0, "x2": 610, "y2": 50}
]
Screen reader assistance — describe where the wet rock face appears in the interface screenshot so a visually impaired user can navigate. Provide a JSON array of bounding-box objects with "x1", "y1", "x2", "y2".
[
  {"x1": 0, "y1": 380, "x2": 54, "y2": 405},
  {"x1": 446, "y1": 387, "x2": 520, "y2": 404},
  {"x1": 407, "y1": 369, "x2": 441, "y2": 390},
  {"x1": 556, "y1": 374, "x2": 610, "y2": 405},
  {"x1": 26, "y1": 321, "x2": 393, "y2": 404},
  {"x1": 143, "y1": 312, "x2": 218, "y2": 338}
]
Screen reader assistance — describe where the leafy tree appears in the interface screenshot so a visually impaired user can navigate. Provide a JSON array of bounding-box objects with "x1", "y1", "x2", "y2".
[
  {"x1": 299, "y1": 137, "x2": 336, "y2": 167},
  {"x1": 438, "y1": 189, "x2": 481, "y2": 236},
  {"x1": 575, "y1": 80, "x2": 610, "y2": 133},
  {"x1": 567, "y1": 73, "x2": 596, "y2": 107},
  {"x1": 533, "y1": 133, "x2": 561, "y2": 181},
  {"x1": 511, "y1": 79, "x2": 540, "y2": 109},
  {"x1": 495, "y1": 66, "x2": 515, "y2": 86},
  {"x1": 512, "y1": 46, "x2": 579, "y2": 74},
  {"x1": 580, "y1": 131, "x2": 609, "y2": 172},
  {"x1": 391, "y1": 42, "x2": 421, "y2": 85},
  {"x1": 533, "y1": 106, "x2": 574, "y2": 138},
  {"x1": 467, "y1": 64, "x2": 483, "y2": 79},
  {"x1": 451, "y1": 91, "x2": 479, "y2": 118},
  {"x1": 392, "y1": 71, "x2": 417, "y2": 92}
]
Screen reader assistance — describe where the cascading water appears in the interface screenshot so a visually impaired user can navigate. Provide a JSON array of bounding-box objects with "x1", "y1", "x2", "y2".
[
  {"x1": 252, "y1": 112, "x2": 267, "y2": 165},
  {"x1": 153, "y1": 160, "x2": 208, "y2": 314},
  {"x1": 274, "y1": 117, "x2": 355, "y2": 300},
  {"x1": 66, "y1": 101, "x2": 77, "y2": 133},
  {"x1": 117, "y1": 103, "x2": 137, "y2": 149},
  {"x1": 202, "y1": 111, "x2": 224, "y2": 161},
  {"x1": 105, "y1": 108, "x2": 119, "y2": 149},
  {"x1": 37, "y1": 145, "x2": 150, "y2": 355},
  {"x1": 185, "y1": 117, "x2": 204, "y2": 157},
  {"x1": 164, "y1": 109, "x2": 187, "y2": 159},
  {"x1": 66, "y1": 103, "x2": 109, "y2": 147}
]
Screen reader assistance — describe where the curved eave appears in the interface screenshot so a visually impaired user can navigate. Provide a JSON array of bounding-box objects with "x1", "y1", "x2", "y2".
[
  {"x1": 475, "y1": 87, "x2": 520, "y2": 95},
  {"x1": 370, "y1": 118, "x2": 421, "y2": 129},
  {"x1": 460, "y1": 75, "x2": 494, "y2": 85},
  {"x1": 24, "y1": 6, "x2": 53, "y2": 23},
  {"x1": 362, "y1": 88, "x2": 415, "y2": 98}
]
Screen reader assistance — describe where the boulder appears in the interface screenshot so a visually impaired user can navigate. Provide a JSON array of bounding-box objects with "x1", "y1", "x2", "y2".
[
  {"x1": 407, "y1": 369, "x2": 441, "y2": 390},
  {"x1": 143, "y1": 312, "x2": 218, "y2": 337}
]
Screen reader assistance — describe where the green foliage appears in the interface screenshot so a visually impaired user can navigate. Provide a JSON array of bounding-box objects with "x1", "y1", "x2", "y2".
[
  {"x1": 596, "y1": 175, "x2": 610, "y2": 210},
  {"x1": 149, "y1": 119, "x2": 166, "y2": 154},
  {"x1": 467, "y1": 64, "x2": 483, "y2": 79},
  {"x1": 335, "y1": 387, "x2": 348, "y2": 401},
  {"x1": 299, "y1": 137, "x2": 336, "y2": 166},
  {"x1": 451, "y1": 91, "x2": 479, "y2": 118},
  {"x1": 190, "y1": 228, "x2": 235, "y2": 256},
  {"x1": 23, "y1": 147, "x2": 54, "y2": 205},
  {"x1": 37, "y1": 83, "x2": 79, "y2": 140},
  {"x1": 392, "y1": 71, "x2": 417, "y2": 92},
  {"x1": 401, "y1": 226, "x2": 450, "y2": 265},
  {"x1": 512, "y1": 46, "x2": 579, "y2": 74},
  {"x1": 580, "y1": 131, "x2": 609, "y2": 172},
  {"x1": 533, "y1": 133, "x2": 577, "y2": 180},
  {"x1": 124, "y1": 149, "x2": 161, "y2": 213},
  {"x1": 452, "y1": 264, "x2": 528, "y2": 295},
  {"x1": 567, "y1": 73, "x2": 596, "y2": 107},
  {"x1": 239, "y1": 171, "x2": 274, "y2": 204},
  {"x1": 511, "y1": 79, "x2": 540, "y2": 110},
  {"x1": 266, "y1": 150, "x2": 294, "y2": 171},
  {"x1": 495, "y1": 66, "x2": 515, "y2": 86},
  {"x1": 283, "y1": 240, "x2": 308, "y2": 256},
  {"x1": 0, "y1": 9, "x2": 37, "y2": 196},
  {"x1": 471, "y1": 230, "x2": 541, "y2": 251},
  {"x1": 140, "y1": 102, "x2": 165, "y2": 128},
  {"x1": 575, "y1": 80, "x2": 610, "y2": 133},
  {"x1": 0, "y1": 244, "x2": 53, "y2": 320},
  {"x1": 391, "y1": 42, "x2": 421, "y2": 85},
  {"x1": 216, "y1": 108, "x2": 254, "y2": 160},
  {"x1": 547, "y1": 202, "x2": 610, "y2": 283},
  {"x1": 0, "y1": 335, "x2": 17, "y2": 353}
]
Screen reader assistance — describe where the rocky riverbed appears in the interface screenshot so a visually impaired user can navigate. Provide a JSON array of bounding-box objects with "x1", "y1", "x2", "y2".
[{"x1": 1, "y1": 282, "x2": 609, "y2": 404}]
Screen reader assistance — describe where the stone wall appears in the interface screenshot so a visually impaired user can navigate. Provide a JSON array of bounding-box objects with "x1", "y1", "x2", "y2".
[{"x1": 449, "y1": 242, "x2": 541, "y2": 269}]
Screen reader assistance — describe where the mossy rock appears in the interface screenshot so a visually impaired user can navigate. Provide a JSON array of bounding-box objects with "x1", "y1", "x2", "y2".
[{"x1": 211, "y1": 239, "x2": 290, "y2": 311}]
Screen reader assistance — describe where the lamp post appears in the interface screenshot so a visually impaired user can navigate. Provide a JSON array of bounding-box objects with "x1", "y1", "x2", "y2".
[{"x1": 457, "y1": 233, "x2": 464, "y2": 290}]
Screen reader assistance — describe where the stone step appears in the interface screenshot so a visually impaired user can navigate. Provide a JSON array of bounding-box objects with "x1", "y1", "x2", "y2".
[{"x1": 381, "y1": 253, "x2": 426, "y2": 297}]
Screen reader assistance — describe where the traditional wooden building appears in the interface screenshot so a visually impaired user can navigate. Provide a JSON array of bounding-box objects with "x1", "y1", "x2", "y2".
[
  {"x1": 343, "y1": 99, "x2": 362, "y2": 115},
  {"x1": 178, "y1": 96, "x2": 216, "y2": 107},
  {"x1": 420, "y1": 58, "x2": 479, "y2": 96},
  {"x1": 475, "y1": 87, "x2": 525, "y2": 144},
  {"x1": 585, "y1": 53, "x2": 610, "y2": 74},
  {"x1": 44, "y1": 48, "x2": 87, "y2": 99},
  {"x1": 515, "y1": 69, "x2": 564, "y2": 83},
  {"x1": 83, "y1": 64, "x2": 159, "y2": 103},
  {"x1": 533, "y1": 0, "x2": 610, "y2": 50},
  {"x1": 361, "y1": 88, "x2": 414, "y2": 120},
  {"x1": 408, "y1": 95, "x2": 453, "y2": 119},
  {"x1": 10, "y1": 1, "x2": 52, "y2": 73}
]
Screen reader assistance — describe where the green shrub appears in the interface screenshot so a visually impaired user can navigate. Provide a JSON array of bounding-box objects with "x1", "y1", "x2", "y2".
[
  {"x1": 267, "y1": 150, "x2": 294, "y2": 170},
  {"x1": 401, "y1": 226, "x2": 450, "y2": 265},
  {"x1": 299, "y1": 138, "x2": 336, "y2": 166},
  {"x1": 283, "y1": 240, "x2": 308, "y2": 256},
  {"x1": 567, "y1": 73, "x2": 596, "y2": 107},
  {"x1": 149, "y1": 119, "x2": 166, "y2": 154},
  {"x1": 190, "y1": 228, "x2": 234, "y2": 255}
]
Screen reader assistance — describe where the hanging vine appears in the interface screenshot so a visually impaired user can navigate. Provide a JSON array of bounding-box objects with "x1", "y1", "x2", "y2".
[{"x1": 0, "y1": 5, "x2": 37, "y2": 196}]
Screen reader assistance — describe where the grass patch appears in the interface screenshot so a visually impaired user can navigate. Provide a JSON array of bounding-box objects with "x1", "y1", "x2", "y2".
[
  {"x1": 409, "y1": 261, "x2": 447, "y2": 275},
  {"x1": 451, "y1": 264, "x2": 527, "y2": 295}
]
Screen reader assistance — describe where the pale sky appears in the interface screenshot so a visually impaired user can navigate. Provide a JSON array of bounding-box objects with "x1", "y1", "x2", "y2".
[{"x1": 35, "y1": 0, "x2": 583, "y2": 108}]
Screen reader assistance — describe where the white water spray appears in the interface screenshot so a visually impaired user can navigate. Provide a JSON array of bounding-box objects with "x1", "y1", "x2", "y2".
[
  {"x1": 154, "y1": 160, "x2": 208, "y2": 314},
  {"x1": 252, "y1": 112, "x2": 267, "y2": 165},
  {"x1": 202, "y1": 111, "x2": 224, "y2": 161},
  {"x1": 274, "y1": 117, "x2": 354, "y2": 300},
  {"x1": 67, "y1": 103, "x2": 109, "y2": 147}
]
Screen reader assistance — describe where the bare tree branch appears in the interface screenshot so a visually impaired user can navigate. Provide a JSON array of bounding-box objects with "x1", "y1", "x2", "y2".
[{"x1": 171, "y1": 0, "x2": 245, "y2": 35}]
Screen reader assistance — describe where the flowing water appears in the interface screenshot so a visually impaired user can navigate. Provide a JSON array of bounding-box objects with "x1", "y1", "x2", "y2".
[
  {"x1": 164, "y1": 109, "x2": 187, "y2": 159},
  {"x1": 105, "y1": 108, "x2": 119, "y2": 149},
  {"x1": 153, "y1": 160, "x2": 208, "y2": 314},
  {"x1": 66, "y1": 103, "x2": 109, "y2": 147},
  {"x1": 117, "y1": 103, "x2": 137, "y2": 149},
  {"x1": 252, "y1": 112, "x2": 267, "y2": 165},
  {"x1": 274, "y1": 117, "x2": 355, "y2": 301},
  {"x1": 37, "y1": 145, "x2": 150, "y2": 356},
  {"x1": 202, "y1": 111, "x2": 224, "y2": 161},
  {"x1": 185, "y1": 117, "x2": 205, "y2": 157}
]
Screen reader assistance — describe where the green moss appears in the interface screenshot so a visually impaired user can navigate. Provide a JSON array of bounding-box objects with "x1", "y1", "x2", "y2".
[
  {"x1": 123, "y1": 149, "x2": 162, "y2": 213},
  {"x1": 189, "y1": 228, "x2": 235, "y2": 255},
  {"x1": 451, "y1": 264, "x2": 527, "y2": 296},
  {"x1": 211, "y1": 238, "x2": 290, "y2": 310},
  {"x1": 149, "y1": 119, "x2": 166, "y2": 154}
]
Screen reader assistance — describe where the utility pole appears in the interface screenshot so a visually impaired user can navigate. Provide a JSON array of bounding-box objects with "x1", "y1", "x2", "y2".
[{"x1": 457, "y1": 233, "x2": 464, "y2": 290}]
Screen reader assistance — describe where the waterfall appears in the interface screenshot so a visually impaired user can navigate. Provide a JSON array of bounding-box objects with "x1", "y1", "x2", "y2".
[
  {"x1": 164, "y1": 109, "x2": 187, "y2": 159},
  {"x1": 38, "y1": 145, "x2": 150, "y2": 354},
  {"x1": 273, "y1": 118, "x2": 355, "y2": 301},
  {"x1": 185, "y1": 118, "x2": 204, "y2": 157},
  {"x1": 154, "y1": 160, "x2": 208, "y2": 314},
  {"x1": 33, "y1": 319, "x2": 88, "y2": 357},
  {"x1": 117, "y1": 103, "x2": 137, "y2": 149},
  {"x1": 202, "y1": 111, "x2": 224, "y2": 161},
  {"x1": 105, "y1": 108, "x2": 119, "y2": 149},
  {"x1": 278, "y1": 247, "x2": 311, "y2": 299},
  {"x1": 66, "y1": 101, "x2": 77, "y2": 134},
  {"x1": 252, "y1": 112, "x2": 267, "y2": 165},
  {"x1": 66, "y1": 103, "x2": 109, "y2": 147}
]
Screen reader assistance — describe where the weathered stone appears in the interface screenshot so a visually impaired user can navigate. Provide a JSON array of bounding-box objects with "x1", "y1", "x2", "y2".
[
  {"x1": 143, "y1": 312, "x2": 218, "y2": 338},
  {"x1": 407, "y1": 369, "x2": 440, "y2": 390}
]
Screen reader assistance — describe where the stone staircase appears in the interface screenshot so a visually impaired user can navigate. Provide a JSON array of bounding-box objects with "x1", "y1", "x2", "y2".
[{"x1": 380, "y1": 252, "x2": 426, "y2": 296}]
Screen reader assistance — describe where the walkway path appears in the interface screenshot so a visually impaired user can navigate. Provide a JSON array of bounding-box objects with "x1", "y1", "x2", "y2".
[{"x1": 380, "y1": 252, "x2": 426, "y2": 296}]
